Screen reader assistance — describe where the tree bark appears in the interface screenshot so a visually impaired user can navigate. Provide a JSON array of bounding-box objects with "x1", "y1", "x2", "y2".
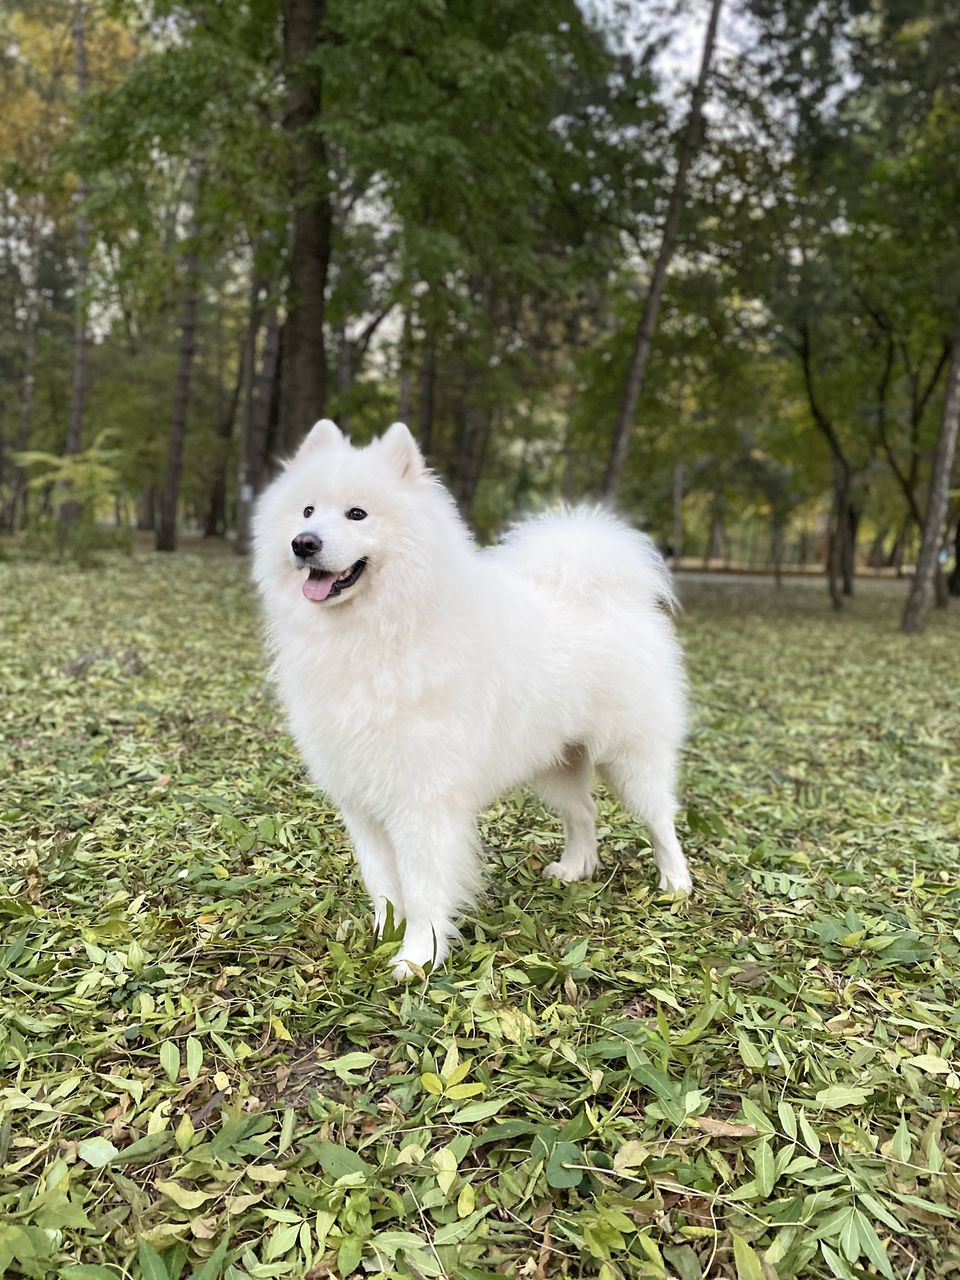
[
  {"x1": 703, "y1": 493, "x2": 724, "y2": 566},
  {"x1": 826, "y1": 465, "x2": 845, "y2": 611},
  {"x1": 279, "y1": 0, "x2": 332, "y2": 448},
  {"x1": 335, "y1": 320, "x2": 352, "y2": 435},
  {"x1": 948, "y1": 516, "x2": 960, "y2": 596},
  {"x1": 136, "y1": 486, "x2": 156, "y2": 532},
  {"x1": 866, "y1": 527, "x2": 888, "y2": 569},
  {"x1": 204, "y1": 269, "x2": 265, "y2": 537},
  {"x1": 840, "y1": 498, "x2": 859, "y2": 596},
  {"x1": 902, "y1": 326, "x2": 960, "y2": 633},
  {"x1": 8, "y1": 276, "x2": 39, "y2": 531},
  {"x1": 873, "y1": 331, "x2": 948, "y2": 531},
  {"x1": 601, "y1": 0, "x2": 723, "y2": 498},
  {"x1": 236, "y1": 304, "x2": 281, "y2": 554},
  {"x1": 771, "y1": 512, "x2": 785, "y2": 587},
  {"x1": 797, "y1": 322, "x2": 862, "y2": 606},
  {"x1": 418, "y1": 330, "x2": 437, "y2": 456},
  {"x1": 156, "y1": 157, "x2": 204, "y2": 553},
  {"x1": 450, "y1": 400, "x2": 493, "y2": 518},
  {"x1": 671, "y1": 462, "x2": 684, "y2": 571},
  {"x1": 889, "y1": 516, "x2": 909, "y2": 575},
  {"x1": 60, "y1": 0, "x2": 90, "y2": 527},
  {"x1": 397, "y1": 311, "x2": 414, "y2": 422},
  {"x1": 203, "y1": 362, "x2": 245, "y2": 537}
]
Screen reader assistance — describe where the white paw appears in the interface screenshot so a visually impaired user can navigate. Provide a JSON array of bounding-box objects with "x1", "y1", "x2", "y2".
[
  {"x1": 542, "y1": 855, "x2": 599, "y2": 883},
  {"x1": 390, "y1": 931, "x2": 448, "y2": 981},
  {"x1": 658, "y1": 868, "x2": 693, "y2": 894}
]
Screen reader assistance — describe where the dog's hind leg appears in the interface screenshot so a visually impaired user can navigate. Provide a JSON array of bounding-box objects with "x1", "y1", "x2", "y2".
[
  {"x1": 535, "y1": 746, "x2": 600, "y2": 883},
  {"x1": 342, "y1": 808, "x2": 404, "y2": 935},
  {"x1": 385, "y1": 804, "x2": 480, "y2": 979},
  {"x1": 600, "y1": 744, "x2": 691, "y2": 893}
]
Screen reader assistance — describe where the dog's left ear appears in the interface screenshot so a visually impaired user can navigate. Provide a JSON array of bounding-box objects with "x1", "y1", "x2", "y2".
[
  {"x1": 295, "y1": 418, "x2": 346, "y2": 458},
  {"x1": 379, "y1": 421, "x2": 424, "y2": 480}
]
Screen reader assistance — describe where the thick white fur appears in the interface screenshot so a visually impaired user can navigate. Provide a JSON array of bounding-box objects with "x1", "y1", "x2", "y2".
[{"x1": 253, "y1": 420, "x2": 691, "y2": 979}]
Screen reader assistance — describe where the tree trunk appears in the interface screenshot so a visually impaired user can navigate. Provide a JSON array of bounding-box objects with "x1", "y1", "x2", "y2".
[
  {"x1": 8, "y1": 279, "x2": 39, "y2": 531},
  {"x1": 137, "y1": 486, "x2": 156, "y2": 531},
  {"x1": 889, "y1": 516, "x2": 909, "y2": 574},
  {"x1": 397, "y1": 311, "x2": 414, "y2": 422},
  {"x1": 902, "y1": 326, "x2": 960, "y2": 633},
  {"x1": 418, "y1": 330, "x2": 437, "y2": 456},
  {"x1": 840, "y1": 499, "x2": 859, "y2": 596},
  {"x1": 60, "y1": 0, "x2": 90, "y2": 527},
  {"x1": 203, "y1": 363, "x2": 244, "y2": 537},
  {"x1": 826, "y1": 469, "x2": 844, "y2": 611},
  {"x1": 451, "y1": 400, "x2": 493, "y2": 518},
  {"x1": 702, "y1": 493, "x2": 724, "y2": 566},
  {"x1": 561, "y1": 381, "x2": 581, "y2": 501},
  {"x1": 156, "y1": 157, "x2": 204, "y2": 553},
  {"x1": 236, "y1": 304, "x2": 281, "y2": 554},
  {"x1": 204, "y1": 269, "x2": 265, "y2": 537},
  {"x1": 866, "y1": 527, "x2": 888, "y2": 569},
  {"x1": 335, "y1": 320, "x2": 352, "y2": 435},
  {"x1": 797, "y1": 524, "x2": 810, "y2": 567},
  {"x1": 797, "y1": 324, "x2": 860, "y2": 608},
  {"x1": 948, "y1": 517, "x2": 960, "y2": 596},
  {"x1": 279, "y1": 0, "x2": 331, "y2": 449},
  {"x1": 601, "y1": 0, "x2": 723, "y2": 498},
  {"x1": 671, "y1": 462, "x2": 684, "y2": 571},
  {"x1": 771, "y1": 512, "x2": 785, "y2": 588}
]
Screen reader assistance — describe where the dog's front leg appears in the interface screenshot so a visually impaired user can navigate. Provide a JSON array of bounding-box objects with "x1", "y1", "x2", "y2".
[
  {"x1": 341, "y1": 807, "x2": 404, "y2": 936},
  {"x1": 385, "y1": 806, "x2": 479, "y2": 980}
]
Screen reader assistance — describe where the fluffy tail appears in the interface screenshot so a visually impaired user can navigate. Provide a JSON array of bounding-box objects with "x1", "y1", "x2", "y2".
[{"x1": 494, "y1": 504, "x2": 678, "y2": 611}]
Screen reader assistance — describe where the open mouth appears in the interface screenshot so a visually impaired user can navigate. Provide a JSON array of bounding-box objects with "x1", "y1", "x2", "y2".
[{"x1": 302, "y1": 558, "x2": 367, "y2": 602}]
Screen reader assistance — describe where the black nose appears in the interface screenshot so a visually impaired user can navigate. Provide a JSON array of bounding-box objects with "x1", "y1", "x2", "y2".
[{"x1": 291, "y1": 532, "x2": 321, "y2": 559}]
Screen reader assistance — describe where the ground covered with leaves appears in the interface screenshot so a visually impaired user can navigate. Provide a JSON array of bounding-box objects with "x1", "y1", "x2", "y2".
[{"x1": 1, "y1": 550, "x2": 958, "y2": 1280}]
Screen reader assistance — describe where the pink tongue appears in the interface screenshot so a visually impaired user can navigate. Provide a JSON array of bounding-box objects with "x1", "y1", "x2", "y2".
[{"x1": 303, "y1": 572, "x2": 337, "y2": 602}]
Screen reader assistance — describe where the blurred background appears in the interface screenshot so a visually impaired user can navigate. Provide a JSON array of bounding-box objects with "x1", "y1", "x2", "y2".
[
  {"x1": 1, "y1": 0, "x2": 958, "y2": 628},
  {"x1": 2, "y1": 9, "x2": 960, "y2": 1275}
]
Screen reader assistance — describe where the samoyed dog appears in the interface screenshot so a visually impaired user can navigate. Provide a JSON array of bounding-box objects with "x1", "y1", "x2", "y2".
[{"x1": 253, "y1": 419, "x2": 691, "y2": 978}]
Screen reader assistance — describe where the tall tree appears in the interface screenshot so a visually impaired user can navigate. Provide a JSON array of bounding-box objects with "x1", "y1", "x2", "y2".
[
  {"x1": 601, "y1": 0, "x2": 723, "y2": 499},
  {"x1": 156, "y1": 156, "x2": 204, "y2": 553},
  {"x1": 235, "y1": 300, "x2": 280, "y2": 554},
  {"x1": 901, "y1": 326, "x2": 960, "y2": 633},
  {"x1": 279, "y1": 0, "x2": 331, "y2": 448},
  {"x1": 59, "y1": 0, "x2": 91, "y2": 525}
]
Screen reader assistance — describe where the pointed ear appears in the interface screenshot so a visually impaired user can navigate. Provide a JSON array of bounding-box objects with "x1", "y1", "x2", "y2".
[
  {"x1": 295, "y1": 418, "x2": 345, "y2": 458},
  {"x1": 379, "y1": 421, "x2": 424, "y2": 480}
]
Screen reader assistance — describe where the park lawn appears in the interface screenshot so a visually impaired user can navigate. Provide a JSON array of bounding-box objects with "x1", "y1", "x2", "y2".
[{"x1": 0, "y1": 551, "x2": 958, "y2": 1280}]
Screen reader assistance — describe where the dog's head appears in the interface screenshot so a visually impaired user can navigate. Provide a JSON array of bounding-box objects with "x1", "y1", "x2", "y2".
[{"x1": 253, "y1": 419, "x2": 456, "y2": 616}]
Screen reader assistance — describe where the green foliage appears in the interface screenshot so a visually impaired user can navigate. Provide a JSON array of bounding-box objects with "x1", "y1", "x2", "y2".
[
  {"x1": 16, "y1": 433, "x2": 124, "y2": 509},
  {"x1": 5, "y1": 0, "x2": 959, "y2": 561},
  {"x1": 12, "y1": 434, "x2": 133, "y2": 565},
  {"x1": 0, "y1": 554, "x2": 958, "y2": 1278}
]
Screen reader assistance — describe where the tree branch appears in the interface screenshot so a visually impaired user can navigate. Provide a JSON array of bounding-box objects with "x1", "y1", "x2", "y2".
[{"x1": 796, "y1": 321, "x2": 850, "y2": 479}]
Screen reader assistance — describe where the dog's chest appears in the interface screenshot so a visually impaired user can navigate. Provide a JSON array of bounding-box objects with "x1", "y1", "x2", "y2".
[{"x1": 280, "y1": 644, "x2": 461, "y2": 753}]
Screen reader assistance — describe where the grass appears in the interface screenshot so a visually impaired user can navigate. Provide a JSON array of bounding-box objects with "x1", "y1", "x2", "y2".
[{"x1": 1, "y1": 550, "x2": 958, "y2": 1280}]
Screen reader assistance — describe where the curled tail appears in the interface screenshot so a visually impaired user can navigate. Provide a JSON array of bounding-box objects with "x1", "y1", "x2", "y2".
[{"x1": 493, "y1": 504, "x2": 678, "y2": 611}]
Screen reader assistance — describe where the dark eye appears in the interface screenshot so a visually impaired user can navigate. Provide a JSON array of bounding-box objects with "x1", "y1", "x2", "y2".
[
  {"x1": 303, "y1": 506, "x2": 314, "y2": 518},
  {"x1": 346, "y1": 507, "x2": 367, "y2": 521}
]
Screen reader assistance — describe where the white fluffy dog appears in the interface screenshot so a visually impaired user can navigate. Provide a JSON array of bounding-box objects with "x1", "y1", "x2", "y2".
[{"x1": 253, "y1": 419, "x2": 691, "y2": 978}]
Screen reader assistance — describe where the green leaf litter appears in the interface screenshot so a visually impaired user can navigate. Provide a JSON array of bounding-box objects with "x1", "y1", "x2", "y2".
[{"x1": 1, "y1": 553, "x2": 958, "y2": 1279}]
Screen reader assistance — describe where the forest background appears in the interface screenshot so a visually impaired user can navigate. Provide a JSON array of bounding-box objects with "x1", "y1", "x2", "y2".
[{"x1": 1, "y1": 0, "x2": 959, "y2": 632}]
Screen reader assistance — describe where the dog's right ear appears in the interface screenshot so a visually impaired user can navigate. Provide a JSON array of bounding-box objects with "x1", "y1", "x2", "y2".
[
  {"x1": 378, "y1": 421, "x2": 424, "y2": 480},
  {"x1": 295, "y1": 418, "x2": 346, "y2": 458}
]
